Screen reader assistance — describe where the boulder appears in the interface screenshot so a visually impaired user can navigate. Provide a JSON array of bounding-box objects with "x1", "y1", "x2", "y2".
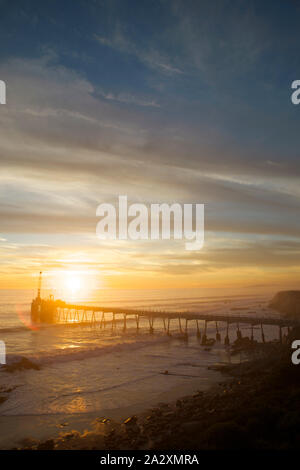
[
  {"x1": 123, "y1": 416, "x2": 137, "y2": 425},
  {"x1": 180, "y1": 421, "x2": 202, "y2": 434}
]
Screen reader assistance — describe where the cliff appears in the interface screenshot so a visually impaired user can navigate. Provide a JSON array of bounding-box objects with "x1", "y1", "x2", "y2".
[{"x1": 269, "y1": 290, "x2": 300, "y2": 318}]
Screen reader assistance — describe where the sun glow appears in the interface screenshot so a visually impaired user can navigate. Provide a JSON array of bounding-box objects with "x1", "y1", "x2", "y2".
[
  {"x1": 61, "y1": 272, "x2": 86, "y2": 300},
  {"x1": 46, "y1": 270, "x2": 99, "y2": 302},
  {"x1": 65, "y1": 275, "x2": 81, "y2": 294}
]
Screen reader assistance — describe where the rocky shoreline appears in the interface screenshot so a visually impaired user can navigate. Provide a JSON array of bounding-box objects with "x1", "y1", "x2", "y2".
[{"x1": 15, "y1": 339, "x2": 300, "y2": 451}]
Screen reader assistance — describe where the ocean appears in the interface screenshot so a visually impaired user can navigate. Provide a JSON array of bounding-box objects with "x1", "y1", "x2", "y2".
[{"x1": 0, "y1": 287, "x2": 282, "y2": 448}]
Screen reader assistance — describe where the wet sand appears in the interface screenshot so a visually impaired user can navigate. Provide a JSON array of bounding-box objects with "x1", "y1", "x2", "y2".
[{"x1": 0, "y1": 363, "x2": 224, "y2": 449}]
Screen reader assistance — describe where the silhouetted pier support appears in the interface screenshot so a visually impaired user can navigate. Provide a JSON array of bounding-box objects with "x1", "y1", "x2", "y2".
[
  {"x1": 149, "y1": 316, "x2": 154, "y2": 334},
  {"x1": 224, "y1": 321, "x2": 230, "y2": 346},
  {"x1": 196, "y1": 320, "x2": 201, "y2": 339},
  {"x1": 167, "y1": 318, "x2": 171, "y2": 336},
  {"x1": 201, "y1": 320, "x2": 207, "y2": 345},
  {"x1": 261, "y1": 323, "x2": 265, "y2": 343},
  {"x1": 184, "y1": 319, "x2": 188, "y2": 340},
  {"x1": 38, "y1": 300, "x2": 300, "y2": 349},
  {"x1": 100, "y1": 312, "x2": 106, "y2": 329},
  {"x1": 215, "y1": 321, "x2": 221, "y2": 341},
  {"x1": 279, "y1": 325, "x2": 282, "y2": 344}
]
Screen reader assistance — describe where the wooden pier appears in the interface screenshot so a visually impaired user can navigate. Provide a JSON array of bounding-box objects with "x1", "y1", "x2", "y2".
[
  {"x1": 48, "y1": 300, "x2": 300, "y2": 345},
  {"x1": 31, "y1": 273, "x2": 299, "y2": 344}
]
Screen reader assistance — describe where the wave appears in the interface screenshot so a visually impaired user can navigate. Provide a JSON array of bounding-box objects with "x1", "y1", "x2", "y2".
[
  {"x1": 0, "y1": 318, "x2": 131, "y2": 334},
  {"x1": 3, "y1": 334, "x2": 169, "y2": 370},
  {"x1": 0, "y1": 325, "x2": 30, "y2": 334},
  {"x1": 52, "y1": 373, "x2": 159, "y2": 400}
]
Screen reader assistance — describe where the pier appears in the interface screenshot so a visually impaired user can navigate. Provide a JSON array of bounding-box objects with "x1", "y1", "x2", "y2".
[
  {"x1": 30, "y1": 275, "x2": 300, "y2": 344},
  {"x1": 32, "y1": 297, "x2": 300, "y2": 345}
]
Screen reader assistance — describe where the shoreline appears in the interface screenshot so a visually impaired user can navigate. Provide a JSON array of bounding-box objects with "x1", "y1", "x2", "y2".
[
  {"x1": 0, "y1": 363, "x2": 225, "y2": 450},
  {"x1": 14, "y1": 341, "x2": 299, "y2": 450}
]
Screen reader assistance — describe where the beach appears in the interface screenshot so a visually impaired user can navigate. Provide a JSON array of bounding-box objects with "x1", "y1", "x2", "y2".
[{"x1": 14, "y1": 342, "x2": 300, "y2": 450}]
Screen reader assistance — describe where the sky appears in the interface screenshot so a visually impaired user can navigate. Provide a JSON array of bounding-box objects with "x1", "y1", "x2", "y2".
[{"x1": 0, "y1": 0, "x2": 300, "y2": 291}]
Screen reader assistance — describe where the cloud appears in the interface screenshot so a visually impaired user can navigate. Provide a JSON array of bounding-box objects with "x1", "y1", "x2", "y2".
[
  {"x1": 96, "y1": 88, "x2": 160, "y2": 107},
  {"x1": 0, "y1": 51, "x2": 299, "y2": 283},
  {"x1": 94, "y1": 30, "x2": 184, "y2": 76},
  {"x1": 168, "y1": 1, "x2": 271, "y2": 80}
]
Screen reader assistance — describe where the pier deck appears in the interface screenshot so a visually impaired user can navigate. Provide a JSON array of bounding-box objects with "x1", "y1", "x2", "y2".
[
  {"x1": 31, "y1": 297, "x2": 300, "y2": 345},
  {"x1": 55, "y1": 301, "x2": 300, "y2": 328}
]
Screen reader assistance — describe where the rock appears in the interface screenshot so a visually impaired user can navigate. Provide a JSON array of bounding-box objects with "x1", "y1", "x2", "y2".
[
  {"x1": 3, "y1": 357, "x2": 40, "y2": 373},
  {"x1": 18, "y1": 437, "x2": 39, "y2": 449},
  {"x1": 63, "y1": 432, "x2": 77, "y2": 441},
  {"x1": 96, "y1": 417, "x2": 110, "y2": 424},
  {"x1": 206, "y1": 421, "x2": 248, "y2": 449},
  {"x1": 123, "y1": 416, "x2": 137, "y2": 425},
  {"x1": 180, "y1": 421, "x2": 202, "y2": 434},
  {"x1": 162, "y1": 411, "x2": 173, "y2": 418},
  {"x1": 151, "y1": 408, "x2": 162, "y2": 416},
  {"x1": 37, "y1": 439, "x2": 55, "y2": 450},
  {"x1": 269, "y1": 291, "x2": 300, "y2": 318}
]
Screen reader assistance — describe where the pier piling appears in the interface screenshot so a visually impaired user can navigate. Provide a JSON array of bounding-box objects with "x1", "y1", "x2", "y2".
[
  {"x1": 261, "y1": 323, "x2": 265, "y2": 343},
  {"x1": 178, "y1": 317, "x2": 182, "y2": 333},
  {"x1": 196, "y1": 320, "x2": 201, "y2": 339},
  {"x1": 237, "y1": 323, "x2": 242, "y2": 340},
  {"x1": 224, "y1": 321, "x2": 230, "y2": 346},
  {"x1": 33, "y1": 298, "x2": 300, "y2": 346},
  {"x1": 279, "y1": 326, "x2": 282, "y2": 344},
  {"x1": 215, "y1": 321, "x2": 221, "y2": 341},
  {"x1": 201, "y1": 320, "x2": 207, "y2": 345}
]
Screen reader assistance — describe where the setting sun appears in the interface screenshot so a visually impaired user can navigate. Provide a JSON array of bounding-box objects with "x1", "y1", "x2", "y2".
[
  {"x1": 44, "y1": 270, "x2": 97, "y2": 302},
  {"x1": 65, "y1": 275, "x2": 81, "y2": 294}
]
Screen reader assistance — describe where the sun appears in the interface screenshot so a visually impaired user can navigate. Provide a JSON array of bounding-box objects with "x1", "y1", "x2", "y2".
[
  {"x1": 66, "y1": 275, "x2": 81, "y2": 293},
  {"x1": 63, "y1": 273, "x2": 84, "y2": 300},
  {"x1": 47, "y1": 269, "x2": 100, "y2": 302}
]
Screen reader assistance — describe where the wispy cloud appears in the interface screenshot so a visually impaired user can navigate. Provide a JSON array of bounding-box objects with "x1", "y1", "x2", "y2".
[
  {"x1": 1, "y1": 0, "x2": 300, "y2": 288},
  {"x1": 96, "y1": 89, "x2": 160, "y2": 107},
  {"x1": 94, "y1": 31, "x2": 184, "y2": 75}
]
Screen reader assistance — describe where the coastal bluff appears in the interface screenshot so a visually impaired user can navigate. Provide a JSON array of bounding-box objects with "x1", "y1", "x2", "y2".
[{"x1": 269, "y1": 291, "x2": 300, "y2": 318}]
